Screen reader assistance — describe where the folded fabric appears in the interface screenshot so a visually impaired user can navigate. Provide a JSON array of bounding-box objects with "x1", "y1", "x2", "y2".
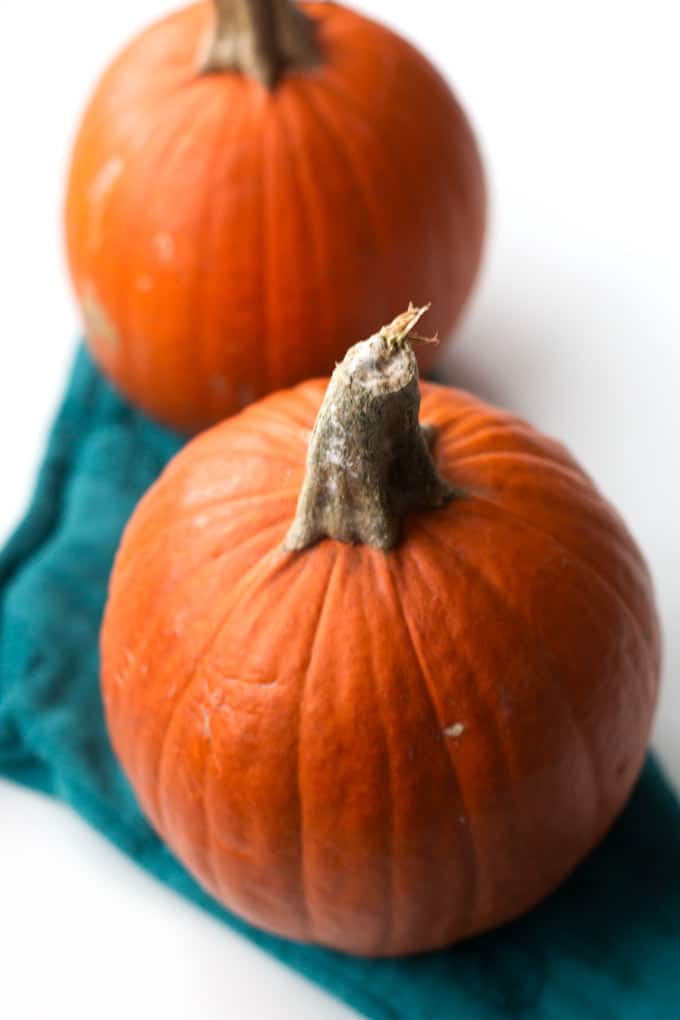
[{"x1": 1, "y1": 346, "x2": 679, "y2": 1020}]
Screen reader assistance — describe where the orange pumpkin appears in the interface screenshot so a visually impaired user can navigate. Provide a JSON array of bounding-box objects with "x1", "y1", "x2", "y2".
[
  {"x1": 64, "y1": 0, "x2": 485, "y2": 433},
  {"x1": 101, "y1": 309, "x2": 659, "y2": 956}
]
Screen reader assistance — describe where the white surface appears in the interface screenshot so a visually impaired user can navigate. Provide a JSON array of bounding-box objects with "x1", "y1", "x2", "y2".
[{"x1": 1, "y1": 2, "x2": 678, "y2": 1017}]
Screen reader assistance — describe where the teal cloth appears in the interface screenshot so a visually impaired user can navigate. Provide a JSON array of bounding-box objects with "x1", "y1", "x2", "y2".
[{"x1": 1, "y1": 347, "x2": 679, "y2": 1019}]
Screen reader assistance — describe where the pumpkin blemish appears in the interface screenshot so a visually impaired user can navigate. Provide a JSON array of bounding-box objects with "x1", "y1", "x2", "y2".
[
  {"x1": 153, "y1": 232, "x2": 175, "y2": 263},
  {"x1": 81, "y1": 286, "x2": 119, "y2": 351},
  {"x1": 89, "y1": 156, "x2": 124, "y2": 204}
]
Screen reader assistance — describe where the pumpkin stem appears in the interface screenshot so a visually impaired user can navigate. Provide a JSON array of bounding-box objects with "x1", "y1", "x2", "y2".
[
  {"x1": 201, "y1": 0, "x2": 321, "y2": 87},
  {"x1": 284, "y1": 305, "x2": 457, "y2": 552}
]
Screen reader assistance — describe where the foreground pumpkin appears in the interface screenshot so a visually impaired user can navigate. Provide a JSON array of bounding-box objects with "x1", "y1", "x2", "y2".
[
  {"x1": 101, "y1": 307, "x2": 659, "y2": 956},
  {"x1": 65, "y1": 0, "x2": 485, "y2": 432}
]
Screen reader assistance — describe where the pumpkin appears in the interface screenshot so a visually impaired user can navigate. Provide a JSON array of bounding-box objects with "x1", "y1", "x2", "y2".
[
  {"x1": 64, "y1": 0, "x2": 485, "y2": 433},
  {"x1": 101, "y1": 307, "x2": 659, "y2": 956}
]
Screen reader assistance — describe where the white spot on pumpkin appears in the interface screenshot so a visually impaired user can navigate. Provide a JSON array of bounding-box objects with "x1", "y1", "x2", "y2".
[
  {"x1": 112, "y1": 648, "x2": 139, "y2": 689},
  {"x1": 171, "y1": 608, "x2": 190, "y2": 639},
  {"x1": 193, "y1": 514, "x2": 209, "y2": 528},
  {"x1": 182, "y1": 477, "x2": 248, "y2": 507},
  {"x1": 87, "y1": 156, "x2": 124, "y2": 251},
  {"x1": 154, "y1": 232, "x2": 175, "y2": 262},
  {"x1": 89, "y1": 156, "x2": 124, "y2": 204},
  {"x1": 81, "y1": 284, "x2": 119, "y2": 352},
  {"x1": 199, "y1": 704, "x2": 212, "y2": 739},
  {"x1": 444, "y1": 722, "x2": 465, "y2": 739},
  {"x1": 136, "y1": 274, "x2": 154, "y2": 293}
]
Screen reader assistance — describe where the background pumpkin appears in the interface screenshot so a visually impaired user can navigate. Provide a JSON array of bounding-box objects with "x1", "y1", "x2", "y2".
[
  {"x1": 64, "y1": 0, "x2": 485, "y2": 432},
  {"x1": 101, "y1": 310, "x2": 660, "y2": 957}
]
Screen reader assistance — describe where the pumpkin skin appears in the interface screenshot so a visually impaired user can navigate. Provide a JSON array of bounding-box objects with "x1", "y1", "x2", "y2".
[
  {"x1": 101, "y1": 375, "x2": 660, "y2": 957},
  {"x1": 64, "y1": 1, "x2": 486, "y2": 433}
]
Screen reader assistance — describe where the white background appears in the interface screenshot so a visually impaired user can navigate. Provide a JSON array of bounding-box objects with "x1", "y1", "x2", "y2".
[{"x1": 1, "y1": 2, "x2": 678, "y2": 1017}]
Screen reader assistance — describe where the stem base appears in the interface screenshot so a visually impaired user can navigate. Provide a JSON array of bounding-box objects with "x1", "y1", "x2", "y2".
[{"x1": 201, "y1": 0, "x2": 321, "y2": 88}]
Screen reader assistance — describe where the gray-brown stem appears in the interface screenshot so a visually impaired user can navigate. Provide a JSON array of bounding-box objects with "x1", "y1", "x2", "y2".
[
  {"x1": 284, "y1": 306, "x2": 457, "y2": 552},
  {"x1": 200, "y1": 0, "x2": 321, "y2": 88}
]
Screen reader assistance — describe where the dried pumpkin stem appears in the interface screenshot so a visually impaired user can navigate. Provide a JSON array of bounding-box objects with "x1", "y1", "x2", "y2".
[
  {"x1": 201, "y1": 0, "x2": 321, "y2": 87},
  {"x1": 284, "y1": 306, "x2": 456, "y2": 552}
]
